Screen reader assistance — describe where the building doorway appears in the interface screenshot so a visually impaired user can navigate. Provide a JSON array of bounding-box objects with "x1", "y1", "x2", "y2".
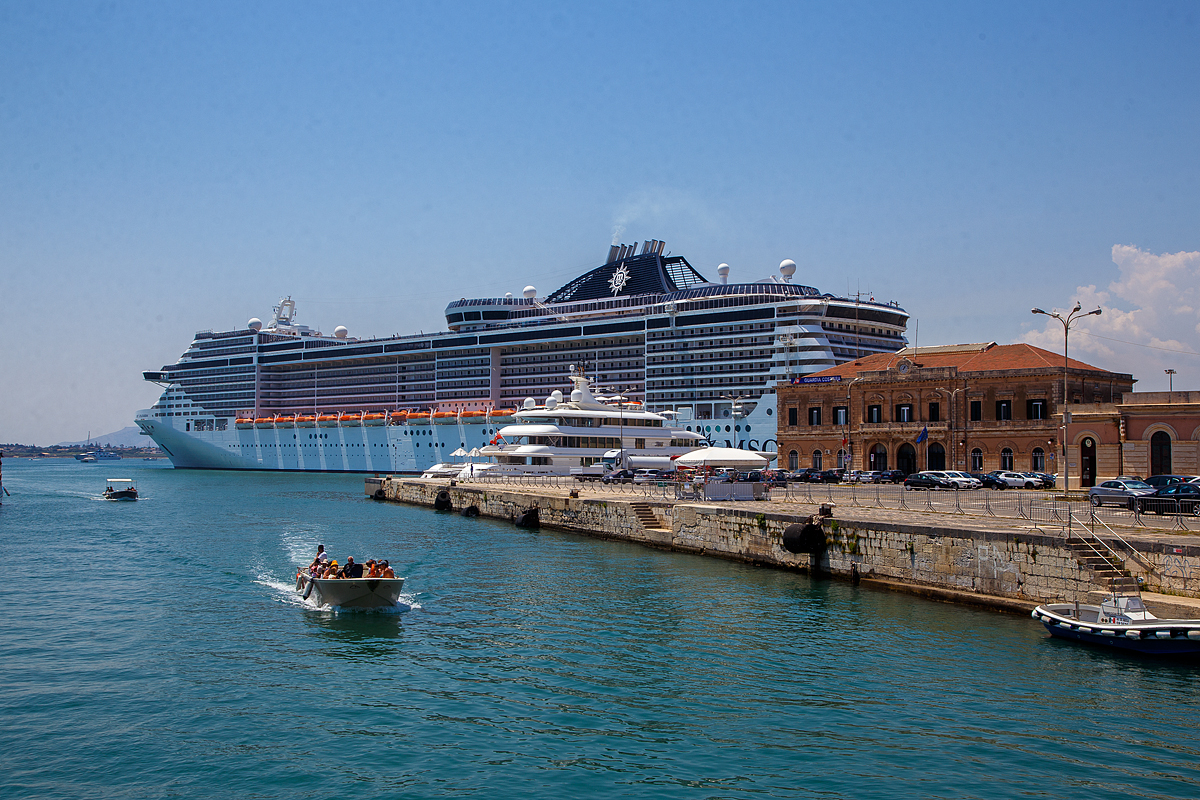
[
  {"x1": 1151, "y1": 431, "x2": 1172, "y2": 475},
  {"x1": 897, "y1": 443, "x2": 917, "y2": 475},
  {"x1": 970, "y1": 448, "x2": 983, "y2": 472},
  {"x1": 926, "y1": 442, "x2": 946, "y2": 471},
  {"x1": 1081, "y1": 436, "x2": 1096, "y2": 487},
  {"x1": 788, "y1": 450, "x2": 798, "y2": 471},
  {"x1": 1031, "y1": 447, "x2": 1045, "y2": 472},
  {"x1": 869, "y1": 444, "x2": 887, "y2": 471}
]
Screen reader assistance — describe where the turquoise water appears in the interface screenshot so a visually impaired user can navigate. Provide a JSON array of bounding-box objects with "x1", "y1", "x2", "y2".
[{"x1": 2, "y1": 459, "x2": 1199, "y2": 799}]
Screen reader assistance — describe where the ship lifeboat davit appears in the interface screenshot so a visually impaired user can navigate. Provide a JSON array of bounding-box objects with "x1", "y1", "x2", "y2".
[
  {"x1": 235, "y1": 418, "x2": 255, "y2": 430},
  {"x1": 341, "y1": 412, "x2": 363, "y2": 427},
  {"x1": 296, "y1": 415, "x2": 317, "y2": 428},
  {"x1": 317, "y1": 414, "x2": 340, "y2": 428}
]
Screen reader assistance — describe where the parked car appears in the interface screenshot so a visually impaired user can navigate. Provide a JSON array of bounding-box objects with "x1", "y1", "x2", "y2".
[
  {"x1": 855, "y1": 470, "x2": 881, "y2": 484},
  {"x1": 1019, "y1": 472, "x2": 1048, "y2": 488},
  {"x1": 878, "y1": 469, "x2": 906, "y2": 484},
  {"x1": 790, "y1": 468, "x2": 820, "y2": 483},
  {"x1": 990, "y1": 471, "x2": 1040, "y2": 489},
  {"x1": 602, "y1": 469, "x2": 636, "y2": 484},
  {"x1": 904, "y1": 471, "x2": 953, "y2": 490},
  {"x1": 1033, "y1": 472, "x2": 1057, "y2": 489},
  {"x1": 938, "y1": 471, "x2": 982, "y2": 489},
  {"x1": 1133, "y1": 482, "x2": 1200, "y2": 515},
  {"x1": 632, "y1": 468, "x2": 662, "y2": 484},
  {"x1": 1088, "y1": 479, "x2": 1156, "y2": 508},
  {"x1": 1145, "y1": 474, "x2": 1200, "y2": 488},
  {"x1": 970, "y1": 472, "x2": 1009, "y2": 490},
  {"x1": 814, "y1": 469, "x2": 843, "y2": 483},
  {"x1": 736, "y1": 471, "x2": 763, "y2": 483}
]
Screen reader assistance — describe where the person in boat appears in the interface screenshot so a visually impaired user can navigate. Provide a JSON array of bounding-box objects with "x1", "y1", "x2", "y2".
[
  {"x1": 343, "y1": 556, "x2": 363, "y2": 579},
  {"x1": 308, "y1": 545, "x2": 330, "y2": 571},
  {"x1": 366, "y1": 559, "x2": 383, "y2": 578},
  {"x1": 380, "y1": 560, "x2": 395, "y2": 579}
]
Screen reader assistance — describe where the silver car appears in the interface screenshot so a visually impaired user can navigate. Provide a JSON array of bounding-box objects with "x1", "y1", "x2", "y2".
[{"x1": 1088, "y1": 479, "x2": 1155, "y2": 508}]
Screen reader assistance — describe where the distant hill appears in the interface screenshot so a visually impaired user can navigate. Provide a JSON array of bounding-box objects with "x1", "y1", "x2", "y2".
[{"x1": 57, "y1": 426, "x2": 148, "y2": 448}]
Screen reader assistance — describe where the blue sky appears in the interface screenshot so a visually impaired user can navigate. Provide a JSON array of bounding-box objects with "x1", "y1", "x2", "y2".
[{"x1": 3, "y1": 1, "x2": 1199, "y2": 444}]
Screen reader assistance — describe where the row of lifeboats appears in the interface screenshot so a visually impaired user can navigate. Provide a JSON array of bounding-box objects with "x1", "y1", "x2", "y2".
[{"x1": 234, "y1": 409, "x2": 517, "y2": 430}]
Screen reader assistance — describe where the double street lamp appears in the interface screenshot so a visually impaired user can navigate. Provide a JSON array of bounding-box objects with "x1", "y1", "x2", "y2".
[{"x1": 1031, "y1": 302, "x2": 1102, "y2": 493}]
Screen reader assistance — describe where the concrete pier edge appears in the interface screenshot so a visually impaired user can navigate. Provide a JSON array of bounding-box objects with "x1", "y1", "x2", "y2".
[{"x1": 367, "y1": 476, "x2": 1200, "y2": 617}]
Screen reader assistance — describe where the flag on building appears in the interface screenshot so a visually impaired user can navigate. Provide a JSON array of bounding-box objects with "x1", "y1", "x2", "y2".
[{"x1": 916, "y1": 426, "x2": 928, "y2": 443}]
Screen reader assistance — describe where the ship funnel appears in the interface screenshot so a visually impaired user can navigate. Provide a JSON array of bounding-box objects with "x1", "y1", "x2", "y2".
[
  {"x1": 607, "y1": 244, "x2": 620, "y2": 263},
  {"x1": 717, "y1": 263, "x2": 730, "y2": 284},
  {"x1": 642, "y1": 240, "x2": 652, "y2": 255}
]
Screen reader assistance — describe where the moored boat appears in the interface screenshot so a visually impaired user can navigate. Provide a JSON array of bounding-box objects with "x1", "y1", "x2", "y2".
[
  {"x1": 295, "y1": 574, "x2": 405, "y2": 609},
  {"x1": 1032, "y1": 594, "x2": 1200, "y2": 655},
  {"x1": 103, "y1": 478, "x2": 138, "y2": 501}
]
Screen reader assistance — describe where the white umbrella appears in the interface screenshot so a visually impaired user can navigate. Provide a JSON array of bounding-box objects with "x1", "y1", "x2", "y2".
[
  {"x1": 673, "y1": 447, "x2": 768, "y2": 469},
  {"x1": 450, "y1": 447, "x2": 468, "y2": 458},
  {"x1": 468, "y1": 448, "x2": 482, "y2": 457}
]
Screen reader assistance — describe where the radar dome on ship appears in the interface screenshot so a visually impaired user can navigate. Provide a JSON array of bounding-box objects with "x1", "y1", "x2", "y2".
[
  {"x1": 717, "y1": 264, "x2": 730, "y2": 285},
  {"x1": 523, "y1": 286, "x2": 537, "y2": 299},
  {"x1": 779, "y1": 259, "x2": 797, "y2": 282},
  {"x1": 523, "y1": 397, "x2": 536, "y2": 409},
  {"x1": 571, "y1": 389, "x2": 583, "y2": 402},
  {"x1": 248, "y1": 318, "x2": 263, "y2": 331},
  {"x1": 334, "y1": 326, "x2": 349, "y2": 339},
  {"x1": 550, "y1": 390, "x2": 563, "y2": 402}
]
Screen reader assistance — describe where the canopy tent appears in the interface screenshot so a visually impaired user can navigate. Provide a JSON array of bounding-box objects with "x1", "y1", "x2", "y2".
[{"x1": 672, "y1": 447, "x2": 769, "y2": 469}]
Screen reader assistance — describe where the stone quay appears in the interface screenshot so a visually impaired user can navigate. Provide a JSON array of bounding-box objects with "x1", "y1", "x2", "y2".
[{"x1": 366, "y1": 476, "x2": 1200, "y2": 619}]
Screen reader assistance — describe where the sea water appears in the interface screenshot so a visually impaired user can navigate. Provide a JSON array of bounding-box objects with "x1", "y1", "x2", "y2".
[{"x1": 2, "y1": 458, "x2": 1199, "y2": 799}]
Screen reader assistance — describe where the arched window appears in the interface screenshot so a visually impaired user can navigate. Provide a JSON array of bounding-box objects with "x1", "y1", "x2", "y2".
[
  {"x1": 788, "y1": 450, "x2": 798, "y2": 471},
  {"x1": 1151, "y1": 431, "x2": 1172, "y2": 475},
  {"x1": 1031, "y1": 447, "x2": 1045, "y2": 472},
  {"x1": 926, "y1": 442, "x2": 946, "y2": 471},
  {"x1": 970, "y1": 448, "x2": 983, "y2": 472},
  {"x1": 1000, "y1": 447, "x2": 1014, "y2": 471},
  {"x1": 812, "y1": 450, "x2": 822, "y2": 470},
  {"x1": 837, "y1": 448, "x2": 848, "y2": 468}
]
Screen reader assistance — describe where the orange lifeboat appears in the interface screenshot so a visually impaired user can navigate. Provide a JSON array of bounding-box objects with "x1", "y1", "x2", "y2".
[
  {"x1": 363, "y1": 413, "x2": 387, "y2": 427},
  {"x1": 341, "y1": 412, "x2": 363, "y2": 427},
  {"x1": 254, "y1": 417, "x2": 274, "y2": 428},
  {"x1": 388, "y1": 411, "x2": 409, "y2": 424},
  {"x1": 409, "y1": 411, "x2": 430, "y2": 425},
  {"x1": 489, "y1": 409, "x2": 516, "y2": 418},
  {"x1": 235, "y1": 417, "x2": 255, "y2": 429},
  {"x1": 317, "y1": 414, "x2": 339, "y2": 428},
  {"x1": 432, "y1": 411, "x2": 457, "y2": 424},
  {"x1": 461, "y1": 410, "x2": 486, "y2": 419},
  {"x1": 296, "y1": 415, "x2": 317, "y2": 428}
]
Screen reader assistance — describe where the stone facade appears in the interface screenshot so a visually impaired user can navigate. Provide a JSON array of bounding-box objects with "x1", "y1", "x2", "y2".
[{"x1": 775, "y1": 342, "x2": 1136, "y2": 489}]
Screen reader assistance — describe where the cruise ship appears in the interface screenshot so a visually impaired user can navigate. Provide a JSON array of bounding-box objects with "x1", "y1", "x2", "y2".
[{"x1": 135, "y1": 240, "x2": 909, "y2": 472}]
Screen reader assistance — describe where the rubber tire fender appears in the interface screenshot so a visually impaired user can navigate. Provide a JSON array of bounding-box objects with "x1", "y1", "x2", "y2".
[{"x1": 434, "y1": 490, "x2": 453, "y2": 511}]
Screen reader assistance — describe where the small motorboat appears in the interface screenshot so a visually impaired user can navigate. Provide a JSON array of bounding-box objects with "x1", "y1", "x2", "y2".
[
  {"x1": 295, "y1": 573, "x2": 404, "y2": 609},
  {"x1": 1032, "y1": 594, "x2": 1200, "y2": 655},
  {"x1": 103, "y1": 478, "x2": 138, "y2": 501}
]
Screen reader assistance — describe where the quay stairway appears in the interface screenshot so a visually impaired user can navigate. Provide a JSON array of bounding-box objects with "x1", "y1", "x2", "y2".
[
  {"x1": 629, "y1": 501, "x2": 669, "y2": 531},
  {"x1": 1065, "y1": 532, "x2": 1140, "y2": 593}
]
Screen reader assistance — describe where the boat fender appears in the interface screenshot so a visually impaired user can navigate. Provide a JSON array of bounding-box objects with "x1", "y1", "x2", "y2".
[
  {"x1": 514, "y1": 508, "x2": 540, "y2": 529},
  {"x1": 1124, "y1": 630, "x2": 1141, "y2": 639},
  {"x1": 434, "y1": 490, "x2": 453, "y2": 511},
  {"x1": 301, "y1": 577, "x2": 316, "y2": 600},
  {"x1": 373, "y1": 489, "x2": 385, "y2": 500},
  {"x1": 1188, "y1": 631, "x2": 1200, "y2": 640},
  {"x1": 461, "y1": 505, "x2": 479, "y2": 518},
  {"x1": 1030, "y1": 609, "x2": 1040, "y2": 619},
  {"x1": 1155, "y1": 630, "x2": 1172, "y2": 639},
  {"x1": 781, "y1": 519, "x2": 825, "y2": 555}
]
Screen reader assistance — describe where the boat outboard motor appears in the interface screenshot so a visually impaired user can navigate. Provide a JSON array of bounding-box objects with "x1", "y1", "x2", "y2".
[
  {"x1": 514, "y1": 508, "x2": 540, "y2": 529},
  {"x1": 461, "y1": 505, "x2": 479, "y2": 518},
  {"x1": 301, "y1": 577, "x2": 316, "y2": 600},
  {"x1": 434, "y1": 490, "x2": 453, "y2": 511},
  {"x1": 782, "y1": 517, "x2": 826, "y2": 555}
]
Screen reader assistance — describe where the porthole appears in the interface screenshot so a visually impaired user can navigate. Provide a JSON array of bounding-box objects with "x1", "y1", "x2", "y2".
[
  {"x1": 766, "y1": 408, "x2": 773, "y2": 416},
  {"x1": 745, "y1": 426, "x2": 751, "y2": 432}
]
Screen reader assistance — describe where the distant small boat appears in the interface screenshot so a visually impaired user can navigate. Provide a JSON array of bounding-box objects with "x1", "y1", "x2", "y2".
[
  {"x1": 295, "y1": 574, "x2": 404, "y2": 609},
  {"x1": 80, "y1": 456, "x2": 96, "y2": 463},
  {"x1": 1033, "y1": 594, "x2": 1200, "y2": 655},
  {"x1": 103, "y1": 478, "x2": 138, "y2": 501}
]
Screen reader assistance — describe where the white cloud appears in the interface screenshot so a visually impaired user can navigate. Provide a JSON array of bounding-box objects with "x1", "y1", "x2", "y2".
[{"x1": 1022, "y1": 245, "x2": 1200, "y2": 391}]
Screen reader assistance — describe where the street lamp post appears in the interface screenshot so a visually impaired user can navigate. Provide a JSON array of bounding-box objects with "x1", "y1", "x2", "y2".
[
  {"x1": 1031, "y1": 302, "x2": 1102, "y2": 495},
  {"x1": 935, "y1": 385, "x2": 965, "y2": 470}
]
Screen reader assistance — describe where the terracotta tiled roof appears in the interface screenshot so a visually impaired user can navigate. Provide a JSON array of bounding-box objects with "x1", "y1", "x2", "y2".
[{"x1": 801, "y1": 343, "x2": 1129, "y2": 380}]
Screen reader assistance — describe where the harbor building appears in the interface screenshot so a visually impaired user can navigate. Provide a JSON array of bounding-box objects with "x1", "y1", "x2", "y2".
[{"x1": 775, "y1": 342, "x2": 1137, "y2": 488}]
